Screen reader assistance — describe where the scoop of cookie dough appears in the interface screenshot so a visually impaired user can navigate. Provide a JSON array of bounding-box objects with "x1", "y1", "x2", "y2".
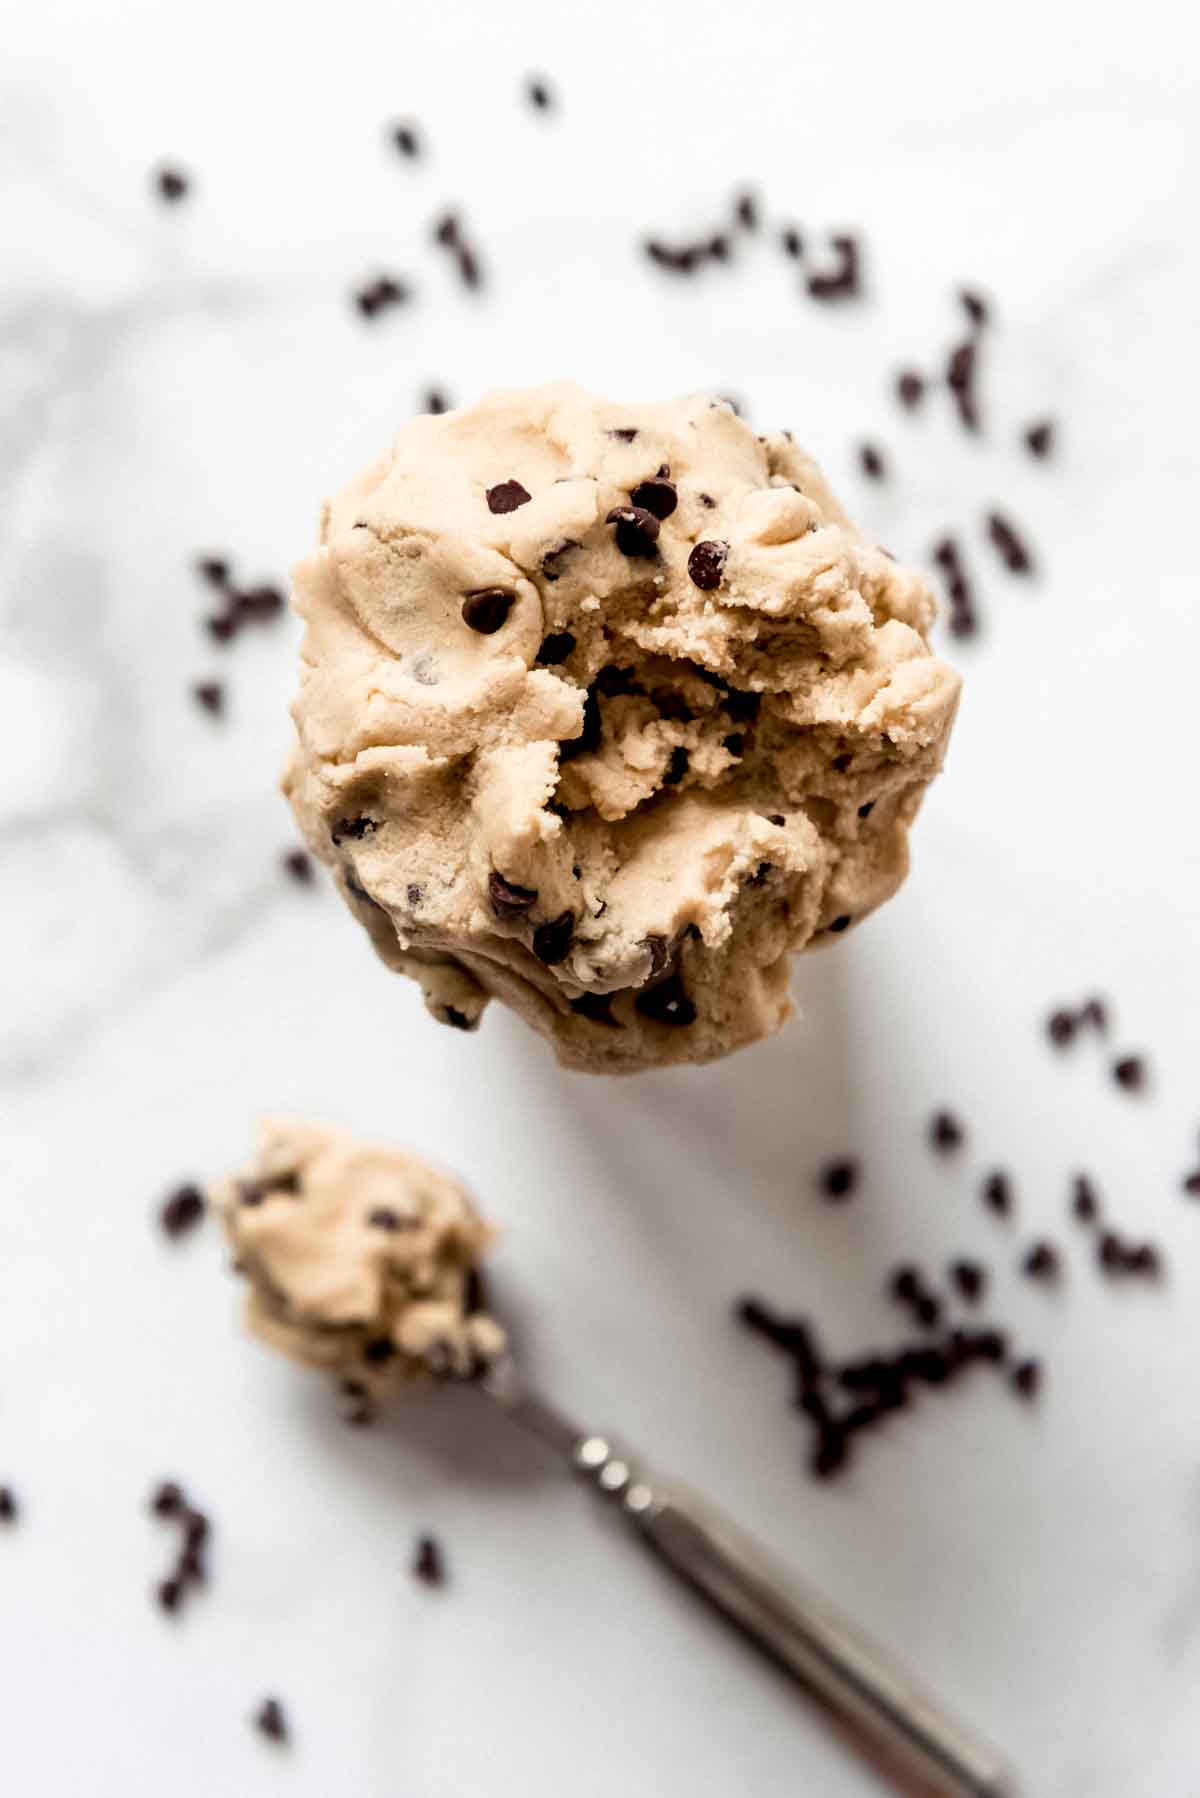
[
  {"x1": 212, "y1": 1116, "x2": 505, "y2": 1394},
  {"x1": 284, "y1": 382, "x2": 960, "y2": 1073}
]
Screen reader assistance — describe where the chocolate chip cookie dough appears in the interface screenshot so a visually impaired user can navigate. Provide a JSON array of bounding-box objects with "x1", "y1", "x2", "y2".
[
  {"x1": 213, "y1": 1117, "x2": 505, "y2": 1392},
  {"x1": 284, "y1": 383, "x2": 959, "y2": 1072}
]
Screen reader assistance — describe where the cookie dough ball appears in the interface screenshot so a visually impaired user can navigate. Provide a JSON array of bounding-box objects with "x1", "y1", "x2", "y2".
[
  {"x1": 213, "y1": 1117, "x2": 505, "y2": 1394},
  {"x1": 284, "y1": 383, "x2": 959, "y2": 1073}
]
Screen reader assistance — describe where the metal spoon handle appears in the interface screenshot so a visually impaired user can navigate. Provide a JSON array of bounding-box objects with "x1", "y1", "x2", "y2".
[{"x1": 482, "y1": 1369, "x2": 1015, "y2": 1797}]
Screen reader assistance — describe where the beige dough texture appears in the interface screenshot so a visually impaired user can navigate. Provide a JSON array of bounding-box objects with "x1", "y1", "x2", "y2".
[
  {"x1": 284, "y1": 383, "x2": 960, "y2": 1073},
  {"x1": 212, "y1": 1116, "x2": 505, "y2": 1395}
]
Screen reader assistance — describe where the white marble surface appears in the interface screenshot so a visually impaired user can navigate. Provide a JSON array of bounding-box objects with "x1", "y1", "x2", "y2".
[{"x1": 4, "y1": 2, "x2": 1200, "y2": 1792}]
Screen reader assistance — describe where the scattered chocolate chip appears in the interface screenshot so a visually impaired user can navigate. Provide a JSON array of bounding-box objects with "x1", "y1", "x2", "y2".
[
  {"x1": 1023, "y1": 419, "x2": 1055, "y2": 459},
  {"x1": 0, "y1": 1486, "x2": 17, "y2": 1523},
  {"x1": 929, "y1": 1110, "x2": 964, "y2": 1153},
  {"x1": 857, "y1": 801, "x2": 875, "y2": 819},
  {"x1": 282, "y1": 849, "x2": 313, "y2": 885},
  {"x1": 1080, "y1": 997, "x2": 1108, "y2": 1032},
  {"x1": 433, "y1": 211, "x2": 459, "y2": 247},
  {"x1": 151, "y1": 1481, "x2": 184, "y2": 1518},
  {"x1": 489, "y1": 871, "x2": 538, "y2": 920},
  {"x1": 441, "y1": 1006, "x2": 474, "y2": 1031},
  {"x1": 780, "y1": 226, "x2": 803, "y2": 260},
  {"x1": 330, "y1": 815, "x2": 377, "y2": 846},
  {"x1": 532, "y1": 911, "x2": 576, "y2": 965},
  {"x1": 159, "y1": 1184, "x2": 205, "y2": 1240},
  {"x1": 1022, "y1": 1240, "x2": 1060, "y2": 1282},
  {"x1": 1112, "y1": 1055, "x2": 1146, "y2": 1092},
  {"x1": 525, "y1": 76, "x2": 553, "y2": 111},
  {"x1": 828, "y1": 915, "x2": 852, "y2": 934},
  {"x1": 699, "y1": 492, "x2": 716, "y2": 508},
  {"x1": 858, "y1": 443, "x2": 885, "y2": 480},
  {"x1": 734, "y1": 190, "x2": 759, "y2": 231},
  {"x1": 456, "y1": 244, "x2": 482, "y2": 289},
  {"x1": 1046, "y1": 1008, "x2": 1078, "y2": 1047},
  {"x1": 959, "y1": 288, "x2": 989, "y2": 328},
  {"x1": 461, "y1": 589, "x2": 515, "y2": 634},
  {"x1": 537, "y1": 631, "x2": 576, "y2": 665},
  {"x1": 766, "y1": 813, "x2": 786, "y2": 827},
  {"x1": 196, "y1": 556, "x2": 230, "y2": 588},
  {"x1": 895, "y1": 370, "x2": 926, "y2": 410},
  {"x1": 607, "y1": 426, "x2": 639, "y2": 443},
  {"x1": 424, "y1": 388, "x2": 449, "y2": 415},
  {"x1": 707, "y1": 233, "x2": 731, "y2": 261},
  {"x1": 363, "y1": 1338, "x2": 395, "y2": 1365},
  {"x1": 354, "y1": 274, "x2": 411, "y2": 319},
  {"x1": 981, "y1": 1171, "x2": 1013, "y2": 1216},
  {"x1": 663, "y1": 746, "x2": 689, "y2": 786},
  {"x1": 950, "y1": 1260, "x2": 986, "y2": 1303},
  {"x1": 630, "y1": 476, "x2": 678, "y2": 519},
  {"x1": 413, "y1": 1533, "x2": 445, "y2": 1585},
  {"x1": 486, "y1": 480, "x2": 531, "y2": 514},
  {"x1": 1011, "y1": 1359, "x2": 1041, "y2": 1400},
  {"x1": 986, "y1": 512, "x2": 1034, "y2": 575},
  {"x1": 391, "y1": 121, "x2": 420, "y2": 158},
  {"x1": 634, "y1": 972, "x2": 696, "y2": 1028},
  {"x1": 254, "y1": 1698, "x2": 288, "y2": 1744},
  {"x1": 154, "y1": 165, "x2": 189, "y2": 203},
  {"x1": 157, "y1": 1577, "x2": 184, "y2": 1613},
  {"x1": 570, "y1": 991, "x2": 619, "y2": 1027},
  {"x1": 820, "y1": 1160, "x2": 859, "y2": 1201},
  {"x1": 540, "y1": 541, "x2": 577, "y2": 582},
  {"x1": 191, "y1": 681, "x2": 223, "y2": 716},
  {"x1": 807, "y1": 233, "x2": 861, "y2": 300},
  {"x1": 1071, "y1": 1175, "x2": 1099, "y2": 1223},
  {"x1": 606, "y1": 505, "x2": 660, "y2": 557},
  {"x1": 688, "y1": 539, "x2": 728, "y2": 590},
  {"x1": 1183, "y1": 1169, "x2": 1200, "y2": 1197}
]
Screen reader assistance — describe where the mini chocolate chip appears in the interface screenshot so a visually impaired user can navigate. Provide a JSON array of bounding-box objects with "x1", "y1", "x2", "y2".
[
  {"x1": 489, "y1": 870, "x2": 538, "y2": 919},
  {"x1": 606, "y1": 505, "x2": 660, "y2": 557},
  {"x1": 607, "y1": 426, "x2": 638, "y2": 443},
  {"x1": 424, "y1": 388, "x2": 449, "y2": 415},
  {"x1": 857, "y1": 801, "x2": 875, "y2": 819},
  {"x1": 723, "y1": 732, "x2": 745, "y2": 757},
  {"x1": 151, "y1": 1481, "x2": 185, "y2": 1518},
  {"x1": 959, "y1": 288, "x2": 989, "y2": 328},
  {"x1": 1023, "y1": 419, "x2": 1055, "y2": 459},
  {"x1": 1098, "y1": 1230, "x2": 1123, "y2": 1272},
  {"x1": 570, "y1": 991, "x2": 620, "y2": 1027},
  {"x1": 192, "y1": 681, "x2": 223, "y2": 716},
  {"x1": 533, "y1": 911, "x2": 575, "y2": 965},
  {"x1": 1080, "y1": 996, "x2": 1108, "y2": 1032},
  {"x1": 154, "y1": 165, "x2": 189, "y2": 203},
  {"x1": 363, "y1": 1338, "x2": 395, "y2": 1365},
  {"x1": 1183, "y1": 1169, "x2": 1200, "y2": 1197},
  {"x1": 196, "y1": 556, "x2": 230, "y2": 587},
  {"x1": 734, "y1": 190, "x2": 759, "y2": 231},
  {"x1": 663, "y1": 746, "x2": 689, "y2": 786},
  {"x1": 413, "y1": 1533, "x2": 446, "y2": 1586},
  {"x1": 950, "y1": 1260, "x2": 986, "y2": 1303},
  {"x1": 183, "y1": 1509, "x2": 209, "y2": 1550},
  {"x1": 441, "y1": 1006, "x2": 474, "y2": 1031},
  {"x1": 708, "y1": 233, "x2": 731, "y2": 260},
  {"x1": 688, "y1": 539, "x2": 728, "y2": 590},
  {"x1": 457, "y1": 244, "x2": 482, "y2": 288},
  {"x1": 1071, "y1": 1175, "x2": 1099, "y2": 1223},
  {"x1": 828, "y1": 915, "x2": 851, "y2": 934},
  {"x1": 525, "y1": 76, "x2": 553, "y2": 111},
  {"x1": 391, "y1": 121, "x2": 420, "y2": 158},
  {"x1": 766, "y1": 813, "x2": 786, "y2": 827},
  {"x1": 331, "y1": 815, "x2": 376, "y2": 846},
  {"x1": 634, "y1": 972, "x2": 696, "y2": 1028},
  {"x1": 896, "y1": 370, "x2": 926, "y2": 409},
  {"x1": 807, "y1": 233, "x2": 861, "y2": 300},
  {"x1": 368, "y1": 1208, "x2": 404, "y2": 1231},
  {"x1": 486, "y1": 480, "x2": 531, "y2": 514},
  {"x1": 1011, "y1": 1359, "x2": 1041, "y2": 1400},
  {"x1": 781, "y1": 225, "x2": 803, "y2": 259},
  {"x1": 699, "y1": 492, "x2": 716, "y2": 508},
  {"x1": 433, "y1": 211, "x2": 459, "y2": 247},
  {"x1": 820, "y1": 1160, "x2": 859, "y2": 1201},
  {"x1": 254, "y1": 1699, "x2": 288, "y2": 1744},
  {"x1": 1112, "y1": 1055, "x2": 1146, "y2": 1091},
  {"x1": 282, "y1": 849, "x2": 313, "y2": 884},
  {"x1": 1127, "y1": 1242, "x2": 1162, "y2": 1277},
  {"x1": 461, "y1": 589, "x2": 515, "y2": 634},
  {"x1": 932, "y1": 536, "x2": 959, "y2": 569},
  {"x1": 981, "y1": 1170, "x2": 1012, "y2": 1216},
  {"x1": 1022, "y1": 1240, "x2": 1060, "y2": 1281},
  {"x1": 929, "y1": 1110, "x2": 964, "y2": 1153},
  {"x1": 205, "y1": 612, "x2": 238, "y2": 645},
  {"x1": 858, "y1": 443, "x2": 885, "y2": 480},
  {"x1": 160, "y1": 1184, "x2": 205, "y2": 1240},
  {"x1": 947, "y1": 339, "x2": 976, "y2": 393},
  {"x1": 986, "y1": 512, "x2": 1034, "y2": 575},
  {"x1": 236, "y1": 583, "x2": 285, "y2": 620},
  {"x1": 406, "y1": 882, "x2": 424, "y2": 906},
  {"x1": 630, "y1": 476, "x2": 678, "y2": 519},
  {"x1": 537, "y1": 630, "x2": 576, "y2": 665},
  {"x1": 1046, "y1": 1008, "x2": 1078, "y2": 1047},
  {"x1": 157, "y1": 1577, "x2": 184, "y2": 1613}
]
